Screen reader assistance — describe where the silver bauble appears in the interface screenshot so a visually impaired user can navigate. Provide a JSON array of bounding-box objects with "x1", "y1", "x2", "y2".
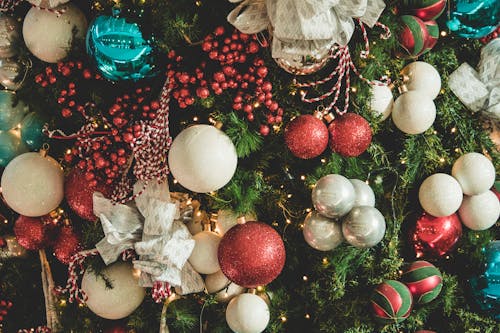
[
  {"x1": 0, "y1": 15, "x2": 20, "y2": 59},
  {"x1": 0, "y1": 58, "x2": 29, "y2": 91},
  {"x1": 312, "y1": 174, "x2": 356, "y2": 219},
  {"x1": 303, "y1": 211, "x2": 343, "y2": 251},
  {"x1": 275, "y1": 53, "x2": 330, "y2": 76},
  {"x1": 342, "y1": 206, "x2": 386, "y2": 248},
  {"x1": 349, "y1": 179, "x2": 376, "y2": 207}
]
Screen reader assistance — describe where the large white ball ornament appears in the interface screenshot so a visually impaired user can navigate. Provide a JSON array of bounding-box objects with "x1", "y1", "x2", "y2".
[
  {"x1": 168, "y1": 125, "x2": 237, "y2": 193},
  {"x1": 312, "y1": 174, "x2": 356, "y2": 219},
  {"x1": 226, "y1": 293, "x2": 270, "y2": 333},
  {"x1": 81, "y1": 262, "x2": 145, "y2": 320},
  {"x1": 1, "y1": 152, "x2": 64, "y2": 217},
  {"x1": 206, "y1": 271, "x2": 246, "y2": 302},
  {"x1": 451, "y1": 152, "x2": 495, "y2": 195},
  {"x1": 392, "y1": 91, "x2": 436, "y2": 135},
  {"x1": 189, "y1": 230, "x2": 221, "y2": 274},
  {"x1": 22, "y1": 4, "x2": 87, "y2": 63},
  {"x1": 401, "y1": 61, "x2": 441, "y2": 100},
  {"x1": 349, "y1": 179, "x2": 375, "y2": 207},
  {"x1": 303, "y1": 211, "x2": 343, "y2": 251},
  {"x1": 418, "y1": 173, "x2": 463, "y2": 217},
  {"x1": 216, "y1": 210, "x2": 257, "y2": 235},
  {"x1": 370, "y1": 83, "x2": 394, "y2": 120},
  {"x1": 458, "y1": 191, "x2": 500, "y2": 231}
]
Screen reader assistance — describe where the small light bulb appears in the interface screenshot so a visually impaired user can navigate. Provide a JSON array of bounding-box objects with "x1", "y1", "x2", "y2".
[
  {"x1": 439, "y1": 157, "x2": 445, "y2": 163},
  {"x1": 305, "y1": 208, "x2": 312, "y2": 213},
  {"x1": 280, "y1": 316, "x2": 287, "y2": 322},
  {"x1": 257, "y1": 286, "x2": 264, "y2": 292},
  {"x1": 302, "y1": 275, "x2": 308, "y2": 281},
  {"x1": 451, "y1": 127, "x2": 457, "y2": 133},
  {"x1": 286, "y1": 219, "x2": 292, "y2": 224},
  {"x1": 254, "y1": 102, "x2": 260, "y2": 108},
  {"x1": 322, "y1": 257, "x2": 328, "y2": 265},
  {"x1": 173, "y1": 179, "x2": 178, "y2": 184},
  {"x1": 300, "y1": 175, "x2": 306, "y2": 181},
  {"x1": 287, "y1": 194, "x2": 293, "y2": 198},
  {"x1": 440, "y1": 31, "x2": 447, "y2": 37},
  {"x1": 193, "y1": 116, "x2": 199, "y2": 121},
  {"x1": 305, "y1": 313, "x2": 311, "y2": 319},
  {"x1": 320, "y1": 158, "x2": 326, "y2": 163}
]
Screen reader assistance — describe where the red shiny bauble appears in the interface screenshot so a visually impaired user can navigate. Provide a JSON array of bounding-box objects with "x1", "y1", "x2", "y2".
[
  {"x1": 409, "y1": 213, "x2": 462, "y2": 258},
  {"x1": 14, "y1": 216, "x2": 50, "y2": 250},
  {"x1": 53, "y1": 227, "x2": 81, "y2": 264},
  {"x1": 328, "y1": 113, "x2": 372, "y2": 157},
  {"x1": 218, "y1": 221, "x2": 286, "y2": 288},
  {"x1": 65, "y1": 168, "x2": 112, "y2": 221},
  {"x1": 285, "y1": 115, "x2": 329, "y2": 159}
]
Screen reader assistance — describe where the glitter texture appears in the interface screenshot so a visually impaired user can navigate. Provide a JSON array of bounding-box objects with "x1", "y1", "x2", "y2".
[
  {"x1": 285, "y1": 114, "x2": 329, "y2": 159},
  {"x1": 328, "y1": 113, "x2": 372, "y2": 157}
]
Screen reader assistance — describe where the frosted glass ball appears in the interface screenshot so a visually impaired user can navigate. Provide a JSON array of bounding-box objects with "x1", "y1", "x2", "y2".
[
  {"x1": 1, "y1": 152, "x2": 64, "y2": 216},
  {"x1": 81, "y1": 262, "x2": 145, "y2": 320},
  {"x1": 392, "y1": 91, "x2": 436, "y2": 135},
  {"x1": 168, "y1": 125, "x2": 237, "y2": 193},
  {"x1": 226, "y1": 293, "x2": 270, "y2": 333},
  {"x1": 350, "y1": 179, "x2": 376, "y2": 207},
  {"x1": 23, "y1": 4, "x2": 87, "y2": 63},
  {"x1": 451, "y1": 152, "x2": 495, "y2": 195},
  {"x1": 418, "y1": 173, "x2": 463, "y2": 217},
  {"x1": 189, "y1": 230, "x2": 221, "y2": 274},
  {"x1": 459, "y1": 191, "x2": 500, "y2": 231},
  {"x1": 401, "y1": 61, "x2": 441, "y2": 100},
  {"x1": 370, "y1": 83, "x2": 394, "y2": 120}
]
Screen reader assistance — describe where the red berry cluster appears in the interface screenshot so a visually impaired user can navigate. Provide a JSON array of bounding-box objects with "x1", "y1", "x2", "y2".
[
  {"x1": 480, "y1": 26, "x2": 500, "y2": 44},
  {"x1": 0, "y1": 299, "x2": 13, "y2": 322},
  {"x1": 167, "y1": 26, "x2": 283, "y2": 136}
]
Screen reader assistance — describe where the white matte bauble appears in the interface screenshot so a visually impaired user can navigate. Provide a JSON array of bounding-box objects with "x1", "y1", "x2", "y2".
[
  {"x1": 401, "y1": 61, "x2": 441, "y2": 100},
  {"x1": 370, "y1": 83, "x2": 394, "y2": 120},
  {"x1": 349, "y1": 179, "x2": 376, "y2": 207},
  {"x1": 418, "y1": 173, "x2": 463, "y2": 217},
  {"x1": 81, "y1": 262, "x2": 145, "y2": 320},
  {"x1": 206, "y1": 270, "x2": 231, "y2": 293},
  {"x1": 312, "y1": 174, "x2": 356, "y2": 219},
  {"x1": 189, "y1": 231, "x2": 221, "y2": 274},
  {"x1": 216, "y1": 282, "x2": 246, "y2": 303},
  {"x1": 1, "y1": 152, "x2": 64, "y2": 217},
  {"x1": 22, "y1": 4, "x2": 87, "y2": 63},
  {"x1": 303, "y1": 211, "x2": 343, "y2": 251},
  {"x1": 341, "y1": 206, "x2": 386, "y2": 248},
  {"x1": 458, "y1": 191, "x2": 500, "y2": 231},
  {"x1": 451, "y1": 152, "x2": 495, "y2": 195},
  {"x1": 216, "y1": 210, "x2": 257, "y2": 235},
  {"x1": 226, "y1": 293, "x2": 270, "y2": 333},
  {"x1": 168, "y1": 125, "x2": 237, "y2": 193},
  {"x1": 392, "y1": 91, "x2": 436, "y2": 134}
]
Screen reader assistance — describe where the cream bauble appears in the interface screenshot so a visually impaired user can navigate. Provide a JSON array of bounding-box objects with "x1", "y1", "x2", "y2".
[
  {"x1": 168, "y1": 125, "x2": 237, "y2": 193},
  {"x1": 303, "y1": 211, "x2": 343, "y2": 251},
  {"x1": 226, "y1": 293, "x2": 270, "y2": 333},
  {"x1": 28, "y1": 0, "x2": 70, "y2": 9},
  {"x1": 451, "y1": 152, "x2": 495, "y2": 195},
  {"x1": 22, "y1": 4, "x2": 87, "y2": 63},
  {"x1": 458, "y1": 191, "x2": 500, "y2": 231},
  {"x1": 349, "y1": 179, "x2": 376, "y2": 207},
  {"x1": 216, "y1": 210, "x2": 257, "y2": 235},
  {"x1": 418, "y1": 173, "x2": 463, "y2": 217},
  {"x1": 189, "y1": 230, "x2": 221, "y2": 274},
  {"x1": 392, "y1": 91, "x2": 436, "y2": 135},
  {"x1": 1, "y1": 151, "x2": 64, "y2": 216},
  {"x1": 401, "y1": 61, "x2": 441, "y2": 100},
  {"x1": 217, "y1": 283, "x2": 246, "y2": 303},
  {"x1": 206, "y1": 270, "x2": 231, "y2": 293},
  {"x1": 370, "y1": 83, "x2": 394, "y2": 120},
  {"x1": 81, "y1": 262, "x2": 145, "y2": 320}
]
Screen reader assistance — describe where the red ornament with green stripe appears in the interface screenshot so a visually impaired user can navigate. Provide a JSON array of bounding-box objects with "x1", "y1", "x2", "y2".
[
  {"x1": 401, "y1": 260, "x2": 443, "y2": 304},
  {"x1": 370, "y1": 280, "x2": 413, "y2": 324},
  {"x1": 424, "y1": 20, "x2": 439, "y2": 53},
  {"x1": 401, "y1": 0, "x2": 447, "y2": 21},
  {"x1": 399, "y1": 15, "x2": 430, "y2": 57}
]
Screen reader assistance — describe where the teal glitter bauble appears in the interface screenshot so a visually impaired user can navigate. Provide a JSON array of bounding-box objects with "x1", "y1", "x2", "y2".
[
  {"x1": 0, "y1": 130, "x2": 28, "y2": 167},
  {"x1": 20, "y1": 112, "x2": 47, "y2": 150},
  {"x1": 446, "y1": 0, "x2": 500, "y2": 38}
]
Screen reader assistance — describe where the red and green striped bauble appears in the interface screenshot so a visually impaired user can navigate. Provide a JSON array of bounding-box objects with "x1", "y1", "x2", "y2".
[
  {"x1": 401, "y1": 0, "x2": 447, "y2": 21},
  {"x1": 401, "y1": 261, "x2": 443, "y2": 304},
  {"x1": 399, "y1": 15, "x2": 430, "y2": 57},
  {"x1": 370, "y1": 280, "x2": 413, "y2": 324},
  {"x1": 424, "y1": 20, "x2": 439, "y2": 53}
]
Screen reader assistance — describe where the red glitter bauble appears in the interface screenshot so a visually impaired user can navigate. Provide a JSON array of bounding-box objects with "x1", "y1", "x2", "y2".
[
  {"x1": 328, "y1": 113, "x2": 372, "y2": 157},
  {"x1": 65, "y1": 168, "x2": 112, "y2": 221},
  {"x1": 284, "y1": 114, "x2": 329, "y2": 159},
  {"x1": 14, "y1": 215, "x2": 50, "y2": 250},
  {"x1": 53, "y1": 226, "x2": 81, "y2": 264},
  {"x1": 409, "y1": 213, "x2": 462, "y2": 258},
  {"x1": 218, "y1": 221, "x2": 286, "y2": 288}
]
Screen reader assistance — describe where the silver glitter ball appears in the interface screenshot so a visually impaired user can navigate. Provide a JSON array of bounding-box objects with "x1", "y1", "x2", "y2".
[
  {"x1": 342, "y1": 206, "x2": 386, "y2": 248},
  {"x1": 349, "y1": 179, "x2": 375, "y2": 207},
  {"x1": 303, "y1": 211, "x2": 343, "y2": 251},
  {"x1": 0, "y1": 15, "x2": 20, "y2": 59},
  {"x1": 312, "y1": 174, "x2": 355, "y2": 219}
]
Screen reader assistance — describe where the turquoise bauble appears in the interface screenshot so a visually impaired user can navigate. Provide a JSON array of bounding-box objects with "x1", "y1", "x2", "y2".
[
  {"x1": 446, "y1": 0, "x2": 500, "y2": 38},
  {"x1": 0, "y1": 130, "x2": 28, "y2": 167},
  {"x1": 86, "y1": 8, "x2": 159, "y2": 81},
  {"x1": 0, "y1": 91, "x2": 28, "y2": 130},
  {"x1": 20, "y1": 112, "x2": 47, "y2": 150}
]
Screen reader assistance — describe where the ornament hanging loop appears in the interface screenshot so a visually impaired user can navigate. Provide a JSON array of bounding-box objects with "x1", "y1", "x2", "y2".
[{"x1": 39, "y1": 143, "x2": 50, "y2": 157}]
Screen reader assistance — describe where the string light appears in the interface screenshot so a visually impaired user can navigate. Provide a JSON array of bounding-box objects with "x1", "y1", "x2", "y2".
[
  {"x1": 440, "y1": 31, "x2": 448, "y2": 37},
  {"x1": 193, "y1": 116, "x2": 199, "y2": 121},
  {"x1": 305, "y1": 313, "x2": 311, "y2": 319},
  {"x1": 254, "y1": 102, "x2": 260, "y2": 108},
  {"x1": 257, "y1": 286, "x2": 264, "y2": 292},
  {"x1": 302, "y1": 275, "x2": 308, "y2": 281},
  {"x1": 351, "y1": 87, "x2": 357, "y2": 93},
  {"x1": 433, "y1": 130, "x2": 438, "y2": 135},
  {"x1": 439, "y1": 157, "x2": 445, "y2": 163},
  {"x1": 451, "y1": 127, "x2": 457, "y2": 133},
  {"x1": 322, "y1": 257, "x2": 328, "y2": 265},
  {"x1": 286, "y1": 219, "x2": 292, "y2": 224},
  {"x1": 173, "y1": 179, "x2": 178, "y2": 184},
  {"x1": 280, "y1": 316, "x2": 287, "y2": 322},
  {"x1": 59, "y1": 299, "x2": 66, "y2": 306},
  {"x1": 305, "y1": 208, "x2": 312, "y2": 213},
  {"x1": 300, "y1": 175, "x2": 306, "y2": 181},
  {"x1": 455, "y1": 148, "x2": 460, "y2": 153},
  {"x1": 196, "y1": 0, "x2": 203, "y2": 6},
  {"x1": 320, "y1": 158, "x2": 326, "y2": 164},
  {"x1": 287, "y1": 193, "x2": 293, "y2": 199},
  {"x1": 400, "y1": 159, "x2": 406, "y2": 165}
]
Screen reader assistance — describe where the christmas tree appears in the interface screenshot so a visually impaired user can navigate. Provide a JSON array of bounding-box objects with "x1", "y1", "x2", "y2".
[{"x1": 0, "y1": 0, "x2": 499, "y2": 332}]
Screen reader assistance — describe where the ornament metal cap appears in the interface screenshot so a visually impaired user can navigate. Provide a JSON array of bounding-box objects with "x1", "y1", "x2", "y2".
[
  {"x1": 398, "y1": 84, "x2": 409, "y2": 94},
  {"x1": 39, "y1": 143, "x2": 50, "y2": 157},
  {"x1": 323, "y1": 113, "x2": 335, "y2": 123},
  {"x1": 236, "y1": 215, "x2": 246, "y2": 224}
]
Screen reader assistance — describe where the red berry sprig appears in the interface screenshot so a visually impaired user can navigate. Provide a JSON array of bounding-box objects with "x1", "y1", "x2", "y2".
[
  {"x1": 479, "y1": 26, "x2": 500, "y2": 44},
  {"x1": 0, "y1": 299, "x2": 13, "y2": 322}
]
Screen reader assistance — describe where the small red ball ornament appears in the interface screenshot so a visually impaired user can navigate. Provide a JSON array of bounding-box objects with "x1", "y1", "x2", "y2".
[
  {"x1": 328, "y1": 113, "x2": 372, "y2": 157},
  {"x1": 285, "y1": 114, "x2": 329, "y2": 159},
  {"x1": 14, "y1": 215, "x2": 50, "y2": 250},
  {"x1": 65, "y1": 168, "x2": 112, "y2": 221},
  {"x1": 53, "y1": 226, "x2": 81, "y2": 264},
  {"x1": 218, "y1": 221, "x2": 286, "y2": 288}
]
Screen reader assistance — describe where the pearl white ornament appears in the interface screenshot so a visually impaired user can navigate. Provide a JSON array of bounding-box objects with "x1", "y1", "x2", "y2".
[
  {"x1": 341, "y1": 206, "x2": 386, "y2": 248},
  {"x1": 81, "y1": 262, "x2": 145, "y2": 320},
  {"x1": 312, "y1": 174, "x2": 356, "y2": 219},
  {"x1": 349, "y1": 179, "x2": 375, "y2": 207},
  {"x1": 401, "y1": 61, "x2": 441, "y2": 100},
  {"x1": 216, "y1": 210, "x2": 257, "y2": 235},
  {"x1": 418, "y1": 173, "x2": 463, "y2": 217},
  {"x1": 370, "y1": 83, "x2": 394, "y2": 120},
  {"x1": 392, "y1": 91, "x2": 436, "y2": 135},
  {"x1": 458, "y1": 191, "x2": 500, "y2": 231},
  {"x1": 168, "y1": 125, "x2": 237, "y2": 193},
  {"x1": 189, "y1": 230, "x2": 221, "y2": 274},
  {"x1": 226, "y1": 293, "x2": 270, "y2": 333},
  {"x1": 451, "y1": 152, "x2": 495, "y2": 195},
  {"x1": 206, "y1": 270, "x2": 231, "y2": 293},
  {"x1": 22, "y1": 4, "x2": 87, "y2": 63},
  {"x1": 303, "y1": 211, "x2": 343, "y2": 251},
  {"x1": 1, "y1": 151, "x2": 64, "y2": 217}
]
